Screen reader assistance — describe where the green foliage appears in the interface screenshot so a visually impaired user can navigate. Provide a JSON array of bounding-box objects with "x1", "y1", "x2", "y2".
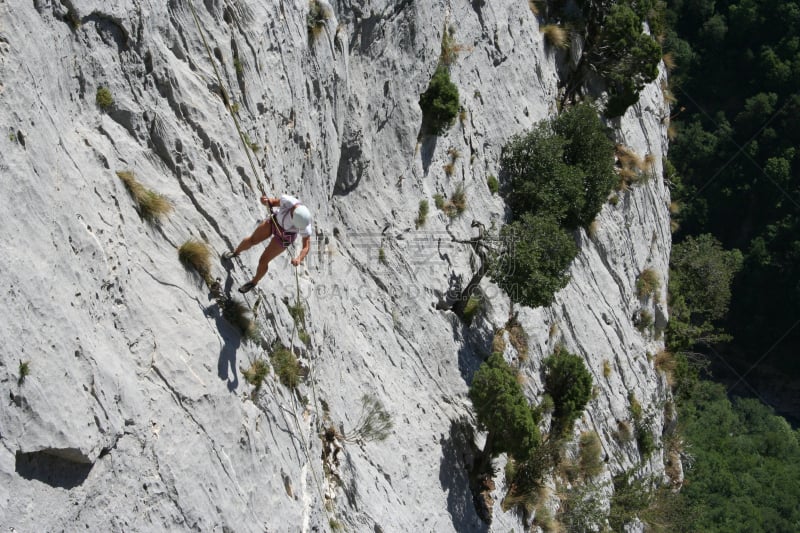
[
  {"x1": 636, "y1": 268, "x2": 660, "y2": 299},
  {"x1": 486, "y1": 174, "x2": 499, "y2": 194},
  {"x1": 543, "y1": 347, "x2": 592, "y2": 435},
  {"x1": 608, "y1": 472, "x2": 688, "y2": 531},
  {"x1": 666, "y1": 0, "x2": 800, "y2": 378},
  {"x1": 116, "y1": 170, "x2": 173, "y2": 224},
  {"x1": 461, "y1": 295, "x2": 481, "y2": 325},
  {"x1": 667, "y1": 234, "x2": 742, "y2": 352},
  {"x1": 433, "y1": 193, "x2": 445, "y2": 210},
  {"x1": 469, "y1": 353, "x2": 541, "y2": 460},
  {"x1": 562, "y1": 483, "x2": 607, "y2": 533},
  {"x1": 18, "y1": 360, "x2": 30, "y2": 386},
  {"x1": 178, "y1": 239, "x2": 212, "y2": 283},
  {"x1": 96, "y1": 86, "x2": 113, "y2": 110},
  {"x1": 500, "y1": 102, "x2": 615, "y2": 229},
  {"x1": 489, "y1": 214, "x2": 576, "y2": 308},
  {"x1": 242, "y1": 359, "x2": 270, "y2": 395},
  {"x1": 592, "y1": 4, "x2": 663, "y2": 117},
  {"x1": 270, "y1": 343, "x2": 300, "y2": 389},
  {"x1": 419, "y1": 65, "x2": 460, "y2": 135},
  {"x1": 678, "y1": 380, "x2": 800, "y2": 532},
  {"x1": 415, "y1": 199, "x2": 429, "y2": 228},
  {"x1": 343, "y1": 394, "x2": 393, "y2": 443}
]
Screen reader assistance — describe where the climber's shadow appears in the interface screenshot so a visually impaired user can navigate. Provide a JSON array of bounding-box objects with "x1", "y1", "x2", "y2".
[{"x1": 204, "y1": 285, "x2": 240, "y2": 392}]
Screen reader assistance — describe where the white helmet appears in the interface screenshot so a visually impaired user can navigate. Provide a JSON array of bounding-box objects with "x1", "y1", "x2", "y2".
[{"x1": 292, "y1": 205, "x2": 311, "y2": 230}]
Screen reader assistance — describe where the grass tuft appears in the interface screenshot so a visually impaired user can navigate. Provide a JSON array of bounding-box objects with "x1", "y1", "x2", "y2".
[
  {"x1": 242, "y1": 359, "x2": 270, "y2": 395},
  {"x1": 116, "y1": 170, "x2": 172, "y2": 224},
  {"x1": 270, "y1": 342, "x2": 300, "y2": 389},
  {"x1": 96, "y1": 87, "x2": 113, "y2": 110},
  {"x1": 461, "y1": 295, "x2": 481, "y2": 325},
  {"x1": 636, "y1": 268, "x2": 660, "y2": 299},
  {"x1": 18, "y1": 360, "x2": 30, "y2": 386},
  {"x1": 487, "y1": 174, "x2": 499, "y2": 194},
  {"x1": 307, "y1": 0, "x2": 330, "y2": 37},
  {"x1": 178, "y1": 239, "x2": 212, "y2": 283},
  {"x1": 415, "y1": 199, "x2": 429, "y2": 228},
  {"x1": 343, "y1": 393, "x2": 393, "y2": 442},
  {"x1": 541, "y1": 24, "x2": 569, "y2": 49}
]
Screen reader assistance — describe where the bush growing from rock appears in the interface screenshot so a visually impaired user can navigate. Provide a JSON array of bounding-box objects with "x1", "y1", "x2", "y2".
[
  {"x1": 419, "y1": 65, "x2": 459, "y2": 135},
  {"x1": 543, "y1": 347, "x2": 593, "y2": 435},
  {"x1": 270, "y1": 342, "x2": 300, "y2": 389},
  {"x1": 96, "y1": 86, "x2": 113, "y2": 110},
  {"x1": 489, "y1": 214, "x2": 576, "y2": 308},
  {"x1": 469, "y1": 353, "x2": 541, "y2": 460},
  {"x1": 500, "y1": 102, "x2": 615, "y2": 229}
]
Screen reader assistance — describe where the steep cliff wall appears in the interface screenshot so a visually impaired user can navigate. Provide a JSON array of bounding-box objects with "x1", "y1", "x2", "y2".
[{"x1": 0, "y1": 1, "x2": 671, "y2": 531}]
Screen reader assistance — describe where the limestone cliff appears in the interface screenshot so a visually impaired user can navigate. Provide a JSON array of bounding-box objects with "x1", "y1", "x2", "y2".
[{"x1": 0, "y1": 1, "x2": 672, "y2": 531}]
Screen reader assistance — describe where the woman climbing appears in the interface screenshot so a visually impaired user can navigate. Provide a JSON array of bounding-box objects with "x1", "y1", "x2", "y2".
[{"x1": 222, "y1": 194, "x2": 313, "y2": 293}]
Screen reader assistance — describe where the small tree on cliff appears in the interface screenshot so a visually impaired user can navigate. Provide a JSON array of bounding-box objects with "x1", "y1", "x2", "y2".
[
  {"x1": 469, "y1": 353, "x2": 541, "y2": 460},
  {"x1": 544, "y1": 347, "x2": 593, "y2": 436}
]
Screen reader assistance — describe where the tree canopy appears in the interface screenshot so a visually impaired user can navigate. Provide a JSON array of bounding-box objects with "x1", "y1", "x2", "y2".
[{"x1": 469, "y1": 353, "x2": 541, "y2": 460}]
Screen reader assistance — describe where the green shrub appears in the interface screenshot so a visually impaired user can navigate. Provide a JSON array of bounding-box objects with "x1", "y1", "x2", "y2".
[
  {"x1": 18, "y1": 360, "x2": 30, "y2": 386},
  {"x1": 667, "y1": 234, "x2": 743, "y2": 352},
  {"x1": 96, "y1": 86, "x2": 113, "y2": 110},
  {"x1": 178, "y1": 239, "x2": 212, "y2": 283},
  {"x1": 487, "y1": 174, "x2": 499, "y2": 194},
  {"x1": 461, "y1": 295, "x2": 481, "y2": 325},
  {"x1": 270, "y1": 343, "x2": 300, "y2": 389},
  {"x1": 415, "y1": 199, "x2": 429, "y2": 228},
  {"x1": 543, "y1": 347, "x2": 592, "y2": 435},
  {"x1": 433, "y1": 193, "x2": 445, "y2": 210},
  {"x1": 500, "y1": 101, "x2": 615, "y2": 229},
  {"x1": 636, "y1": 268, "x2": 660, "y2": 299},
  {"x1": 489, "y1": 214, "x2": 576, "y2": 308},
  {"x1": 242, "y1": 359, "x2": 270, "y2": 395},
  {"x1": 469, "y1": 353, "x2": 541, "y2": 460},
  {"x1": 419, "y1": 65, "x2": 459, "y2": 135},
  {"x1": 116, "y1": 170, "x2": 173, "y2": 224}
]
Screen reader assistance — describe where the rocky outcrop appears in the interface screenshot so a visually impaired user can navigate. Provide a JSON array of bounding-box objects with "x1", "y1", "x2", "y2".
[{"x1": 0, "y1": 1, "x2": 671, "y2": 531}]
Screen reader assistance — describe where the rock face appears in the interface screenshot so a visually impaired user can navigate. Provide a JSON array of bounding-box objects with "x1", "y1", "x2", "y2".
[{"x1": 0, "y1": 1, "x2": 672, "y2": 531}]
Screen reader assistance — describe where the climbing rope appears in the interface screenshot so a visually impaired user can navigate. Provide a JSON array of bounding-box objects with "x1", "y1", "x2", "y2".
[
  {"x1": 186, "y1": 0, "x2": 266, "y2": 196},
  {"x1": 184, "y1": 1, "x2": 333, "y2": 526}
]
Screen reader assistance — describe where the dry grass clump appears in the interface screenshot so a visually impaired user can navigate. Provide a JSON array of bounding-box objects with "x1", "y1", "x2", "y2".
[
  {"x1": 507, "y1": 318, "x2": 529, "y2": 361},
  {"x1": 242, "y1": 358, "x2": 270, "y2": 396},
  {"x1": 654, "y1": 350, "x2": 677, "y2": 386},
  {"x1": 178, "y1": 239, "x2": 212, "y2": 284},
  {"x1": 602, "y1": 359, "x2": 612, "y2": 378},
  {"x1": 662, "y1": 52, "x2": 676, "y2": 72},
  {"x1": 578, "y1": 431, "x2": 604, "y2": 478},
  {"x1": 492, "y1": 329, "x2": 507, "y2": 354},
  {"x1": 117, "y1": 170, "x2": 173, "y2": 224},
  {"x1": 435, "y1": 185, "x2": 467, "y2": 218},
  {"x1": 541, "y1": 24, "x2": 569, "y2": 49},
  {"x1": 615, "y1": 145, "x2": 652, "y2": 188},
  {"x1": 306, "y1": 0, "x2": 330, "y2": 38},
  {"x1": 636, "y1": 268, "x2": 660, "y2": 299}
]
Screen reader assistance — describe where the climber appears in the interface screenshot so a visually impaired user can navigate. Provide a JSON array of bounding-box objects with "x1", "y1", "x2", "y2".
[{"x1": 222, "y1": 194, "x2": 313, "y2": 294}]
